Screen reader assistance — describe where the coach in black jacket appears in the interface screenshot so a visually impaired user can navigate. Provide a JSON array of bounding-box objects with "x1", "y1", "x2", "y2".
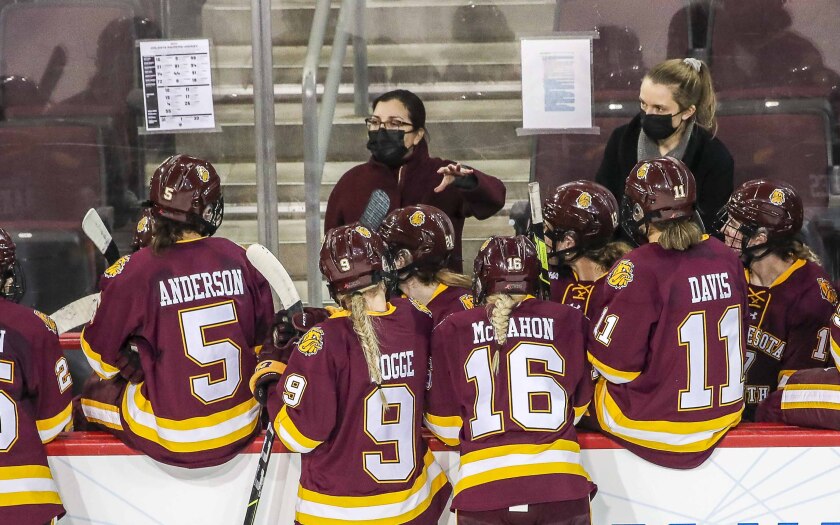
[{"x1": 596, "y1": 59, "x2": 734, "y2": 229}]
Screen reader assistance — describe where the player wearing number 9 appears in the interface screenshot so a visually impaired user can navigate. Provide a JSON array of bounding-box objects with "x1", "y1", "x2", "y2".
[
  {"x1": 78, "y1": 155, "x2": 274, "y2": 468},
  {"x1": 425, "y1": 235, "x2": 596, "y2": 525},
  {"x1": 589, "y1": 156, "x2": 748, "y2": 469},
  {"x1": 263, "y1": 224, "x2": 451, "y2": 525},
  {"x1": 0, "y1": 227, "x2": 73, "y2": 525}
]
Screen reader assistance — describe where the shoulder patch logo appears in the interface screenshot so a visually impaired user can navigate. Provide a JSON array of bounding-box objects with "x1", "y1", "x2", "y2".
[
  {"x1": 607, "y1": 259, "x2": 635, "y2": 290},
  {"x1": 480, "y1": 237, "x2": 492, "y2": 252},
  {"x1": 104, "y1": 254, "x2": 131, "y2": 279},
  {"x1": 409, "y1": 210, "x2": 426, "y2": 227},
  {"x1": 196, "y1": 165, "x2": 210, "y2": 183},
  {"x1": 298, "y1": 327, "x2": 325, "y2": 356},
  {"x1": 409, "y1": 298, "x2": 432, "y2": 317},
  {"x1": 459, "y1": 294, "x2": 474, "y2": 310},
  {"x1": 136, "y1": 215, "x2": 149, "y2": 233},
  {"x1": 354, "y1": 226, "x2": 372, "y2": 238},
  {"x1": 769, "y1": 188, "x2": 786, "y2": 205},
  {"x1": 636, "y1": 163, "x2": 650, "y2": 180},
  {"x1": 34, "y1": 310, "x2": 58, "y2": 334},
  {"x1": 575, "y1": 192, "x2": 592, "y2": 209},
  {"x1": 818, "y1": 277, "x2": 838, "y2": 306}
]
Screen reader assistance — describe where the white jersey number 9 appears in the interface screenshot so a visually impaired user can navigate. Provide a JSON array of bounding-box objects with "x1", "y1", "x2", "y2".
[
  {"x1": 180, "y1": 301, "x2": 242, "y2": 404},
  {"x1": 363, "y1": 385, "x2": 416, "y2": 483},
  {"x1": 467, "y1": 342, "x2": 567, "y2": 439}
]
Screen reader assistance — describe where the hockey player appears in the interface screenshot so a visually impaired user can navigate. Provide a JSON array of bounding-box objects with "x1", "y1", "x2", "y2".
[
  {"x1": 425, "y1": 235, "x2": 595, "y2": 524},
  {"x1": 543, "y1": 180, "x2": 630, "y2": 315},
  {"x1": 0, "y1": 227, "x2": 73, "y2": 525},
  {"x1": 78, "y1": 154, "x2": 274, "y2": 468},
  {"x1": 718, "y1": 179, "x2": 836, "y2": 420},
  {"x1": 251, "y1": 224, "x2": 451, "y2": 525},
  {"x1": 380, "y1": 204, "x2": 474, "y2": 326},
  {"x1": 588, "y1": 156, "x2": 747, "y2": 469}
]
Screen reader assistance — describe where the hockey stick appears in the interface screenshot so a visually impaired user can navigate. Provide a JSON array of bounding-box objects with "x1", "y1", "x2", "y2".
[
  {"x1": 243, "y1": 243, "x2": 302, "y2": 525},
  {"x1": 528, "y1": 182, "x2": 550, "y2": 299},
  {"x1": 82, "y1": 209, "x2": 120, "y2": 266},
  {"x1": 50, "y1": 293, "x2": 101, "y2": 334},
  {"x1": 359, "y1": 189, "x2": 391, "y2": 231}
]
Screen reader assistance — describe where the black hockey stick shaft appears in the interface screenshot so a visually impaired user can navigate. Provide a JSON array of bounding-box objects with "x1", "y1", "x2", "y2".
[{"x1": 243, "y1": 423, "x2": 276, "y2": 525}]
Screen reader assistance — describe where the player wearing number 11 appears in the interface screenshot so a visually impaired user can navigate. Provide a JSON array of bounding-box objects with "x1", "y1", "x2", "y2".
[
  {"x1": 78, "y1": 155, "x2": 274, "y2": 468},
  {"x1": 425, "y1": 236, "x2": 595, "y2": 524},
  {"x1": 588, "y1": 157, "x2": 747, "y2": 469}
]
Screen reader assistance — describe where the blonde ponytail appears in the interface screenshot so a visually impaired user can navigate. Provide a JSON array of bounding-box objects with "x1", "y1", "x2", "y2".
[
  {"x1": 434, "y1": 268, "x2": 473, "y2": 289},
  {"x1": 486, "y1": 293, "x2": 526, "y2": 375},
  {"x1": 655, "y1": 220, "x2": 704, "y2": 251},
  {"x1": 343, "y1": 289, "x2": 383, "y2": 385}
]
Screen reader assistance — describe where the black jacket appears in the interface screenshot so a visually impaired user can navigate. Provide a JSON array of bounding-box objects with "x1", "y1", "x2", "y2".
[{"x1": 595, "y1": 113, "x2": 735, "y2": 229}]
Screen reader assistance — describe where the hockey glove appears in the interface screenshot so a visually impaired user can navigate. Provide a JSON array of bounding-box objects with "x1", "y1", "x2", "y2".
[
  {"x1": 114, "y1": 341, "x2": 144, "y2": 384},
  {"x1": 250, "y1": 359, "x2": 287, "y2": 405}
]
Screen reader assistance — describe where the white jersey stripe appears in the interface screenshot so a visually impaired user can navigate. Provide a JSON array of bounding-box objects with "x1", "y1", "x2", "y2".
[
  {"x1": 0, "y1": 477, "x2": 59, "y2": 494},
  {"x1": 782, "y1": 387, "x2": 840, "y2": 407},
  {"x1": 458, "y1": 449, "x2": 581, "y2": 481}
]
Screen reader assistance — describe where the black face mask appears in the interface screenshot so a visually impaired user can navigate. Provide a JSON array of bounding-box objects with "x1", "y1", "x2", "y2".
[
  {"x1": 640, "y1": 111, "x2": 682, "y2": 141},
  {"x1": 367, "y1": 129, "x2": 409, "y2": 167}
]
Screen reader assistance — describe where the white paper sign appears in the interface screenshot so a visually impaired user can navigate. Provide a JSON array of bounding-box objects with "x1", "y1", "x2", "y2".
[
  {"x1": 520, "y1": 36, "x2": 594, "y2": 133},
  {"x1": 140, "y1": 39, "x2": 216, "y2": 132}
]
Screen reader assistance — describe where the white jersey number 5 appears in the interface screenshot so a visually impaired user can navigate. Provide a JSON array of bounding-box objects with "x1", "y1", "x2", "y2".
[{"x1": 180, "y1": 301, "x2": 242, "y2": 404}]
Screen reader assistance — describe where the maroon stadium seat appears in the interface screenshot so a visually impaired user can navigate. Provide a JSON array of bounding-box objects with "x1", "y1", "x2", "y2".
[{"x1": 554, "y1": 0, "x2": 689, "y2": 99}]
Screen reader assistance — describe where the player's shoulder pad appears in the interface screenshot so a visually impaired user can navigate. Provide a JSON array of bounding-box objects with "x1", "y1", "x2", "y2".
[
  {"x1": 103, "y1": 254, "x2": 132, "y2": 279},
  {"x1": 605, "y1": 257, "x2": 637, "y2": 291},
  {"x1": 32, "y1": 309, "x2": 58, "y2": 335},
  {"x1": 458, "y1": 293, "x2": 474, "y2": 310},
  {"x1": 297, "y1": 325, "x2": 326, "y2": 357},
  {"x1": 816, "y1": 276, "x2": 838, "y2": 306}
]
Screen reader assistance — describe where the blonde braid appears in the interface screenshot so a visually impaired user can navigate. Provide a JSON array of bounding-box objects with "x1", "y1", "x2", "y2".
[
  {"x1": 348, "y1": 292, "x2": 383, "y2": 385},
  {"x1": 486, "y1": 293, "x2": 524, "y2": 375}
]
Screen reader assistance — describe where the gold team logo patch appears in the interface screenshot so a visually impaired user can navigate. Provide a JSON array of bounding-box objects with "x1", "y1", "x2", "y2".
[
  {"x1": 607, "y1": 259, "x2": 635, "y2": 289},
  {"x1": 354, "y1": 226, "x2": 372, "y2": 238},
  {"x1": 636, "y1": 163, "x2": 650, "y2": 180},
  {"x1": 480, "y1": 237, "x2": 492, "y2": 252},
  {"x1": 298, "y1": 327, "x2": 325, "y2": 356},
  {"x1": 769, "y1": 188, "x2": 786, "y2": 205},
  {"x1": 409, "y1": 298, "x2": 432, "y2": 317},
  {"x1": 459, "y1": 294, "x2": 474, "y2": 310},
  {"x1": 34, "y1": 310, "x2": 58, "y2": 334},
  {"x1": 104, "y1": 255, "x2": 131, "y2": 279},
  {"x1": 136, "y1": 216, "x2": 149, "y2": 233},
  {"x1": 409, "y1": 210, "x2": 426, "y2": 227},
  {"x1": 818, "y1": 277, "x2": 838, "y2": 305},
  {"x1": 196, "y1": 166, "x2": 210, "y2": 183},
  {"x1": 575, "y1": 192, "x2": 592, "y2": 209}
]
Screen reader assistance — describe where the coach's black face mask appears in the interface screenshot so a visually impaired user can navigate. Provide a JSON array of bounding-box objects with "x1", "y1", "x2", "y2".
[
  {"x1": 367, "y1": 129, "x2": 409, "y2": 168},
  {"x1": 640, "y1": 111, "x2": 682, "y2": 142}
]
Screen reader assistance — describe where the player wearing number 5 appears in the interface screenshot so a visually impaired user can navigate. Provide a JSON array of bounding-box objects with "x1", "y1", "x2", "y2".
[
  {"x1": 425, "y1": 236, "x2": 595, "y2": 524},
  {"x1": 588, "y1": 157, "x2": 747, "y2": 469},
  {"x1": 0, "y1": 228, "x2": 73, "y2": 525},
  {"x1": 78, "y1": 155, "x2": 274, "y2": 468},
  {"x1": 257, "y1": 224, "x2": 450, "y2": 525}
]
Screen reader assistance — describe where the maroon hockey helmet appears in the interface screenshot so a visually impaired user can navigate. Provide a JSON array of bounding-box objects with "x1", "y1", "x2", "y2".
[
  {"x1": 543, "y1": 180, "x2": 619, "y2": 260},
  {"x1": 0, "y1": 227, "x2": 24, "y2": 302},
  {"x1": 622, "y1": 156, "x2": 697, "y2": 244},
  {"x1": 320, "y1": 223, "x2": 394, "y2": 301},
  {"x1": 379, "y1": 204, "x2": 456, "y2": 276},
  {"x1": 148, "y1": 154, "x2": 224, "y2": 236},
  {"x1": 473, "y1": 235, "x2": 539, "y2": 303},
  {"x1": 130, "y1": 207, "x2": 155, "y2": 252},
  {"x1": 719, "y1": 179, "x2": 803, "y2": 260}
]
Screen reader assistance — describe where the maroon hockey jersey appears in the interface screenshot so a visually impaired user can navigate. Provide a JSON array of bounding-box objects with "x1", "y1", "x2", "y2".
[
  {"x1": 588, "y1": 237, "x2": 747, "y2": 468},
  {"x1": 549, "y1": 268, "x2": 605, "y2": 318},
  {"x1": 0, "y1": 300, "x2": 73, "y2": 525},
  {"x1": 425, "y1": 297, "x2": 594, "y2": 512},
  {"x1": 424, "y1": 283, "x2": 474, "y2": 327},
  {"x1": 80, "y1": 238, "x2": 274, "y2": 467},
  {"x1": 755, "y1": 367, "x2": 840, "y2": 429},
  {"x1": 742, "y1": 260, "x2": 837, "y2": 419},
  {"x1": 267, "y1": 298, "x2": 451, "y2": 525}
]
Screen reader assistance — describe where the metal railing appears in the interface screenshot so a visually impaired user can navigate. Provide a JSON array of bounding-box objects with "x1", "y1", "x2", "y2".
[{"x1": 302, "y1": 0, "x2": 368, "y2": 306}]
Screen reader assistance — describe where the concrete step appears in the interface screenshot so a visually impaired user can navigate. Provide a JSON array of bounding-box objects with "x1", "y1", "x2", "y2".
[
  {"x1": 217, "y1": 214, "x2": 515, "y2": 279},
  {"x1": 211, "y1": 42, "x2": 521, "y2": 86},
  {"x1": 203, "y1": 0, "x2": 554, "y2": 46},
  {"x1": 175, "y1": 99, "x2": 527, "y2": 161}
]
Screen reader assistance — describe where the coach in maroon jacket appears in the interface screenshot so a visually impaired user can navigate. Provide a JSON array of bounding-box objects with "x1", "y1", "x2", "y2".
[{"x1": 324, "y1": 89, "x2": 506, "y2": 271}]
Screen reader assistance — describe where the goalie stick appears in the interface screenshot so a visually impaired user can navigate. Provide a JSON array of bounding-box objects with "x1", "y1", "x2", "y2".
[
  {"x1": 242, "y1": 243, "x2": 302, "y2": 525},
  {"x1": 82, "y1": 209, "x2": 120, "y2": 267},
  {"x1": 528, "y1": 182, "x2": 551, "y2": 299},
  {"x1": 50, "y1": 293, "x2": 101, "y2": 334}
]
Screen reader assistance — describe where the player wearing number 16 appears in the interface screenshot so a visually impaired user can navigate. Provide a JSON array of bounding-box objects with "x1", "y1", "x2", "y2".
[
  {"x1": 78, "y1": 155, "x2": 274, "y2": 468},
  {"x1": 588, "y1": 156, "x2": 747, "y2": 469},
  {"x1": 0, "y1": 228, "x2": 73, "y2": 525},
  {"x1": 261, "y1": 224, "x2": 451, "y2": 525},
  {"x1": 425, "y1": 235, "x2": 596, "y2": 524}
]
